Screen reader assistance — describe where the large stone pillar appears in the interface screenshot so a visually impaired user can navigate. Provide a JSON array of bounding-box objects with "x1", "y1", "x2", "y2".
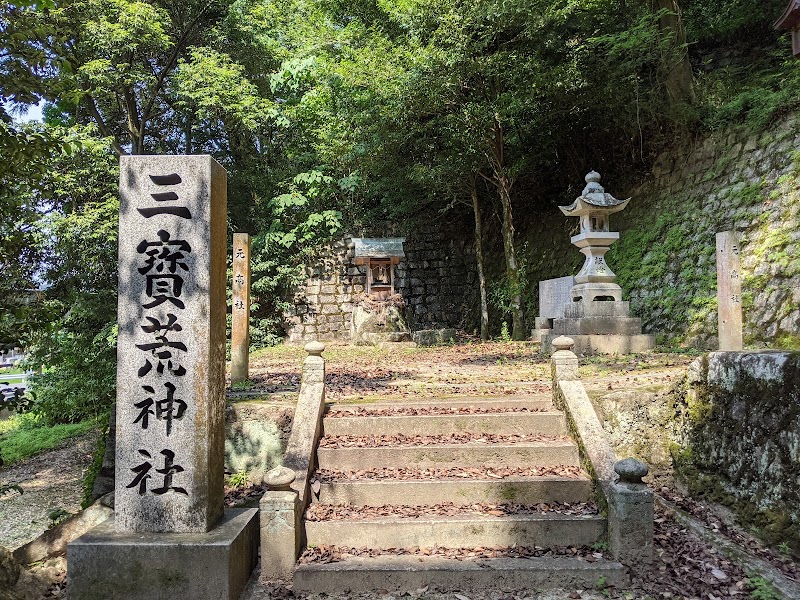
[
  {"x1": 68, "y1": 156, "x2": 258, "y2": 600},
  {"x1": 231, "y1": 232, "x2": 251, "y2": 385}
]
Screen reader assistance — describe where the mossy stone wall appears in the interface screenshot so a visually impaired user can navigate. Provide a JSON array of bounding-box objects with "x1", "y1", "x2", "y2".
[{"x1": 680, "y1": 351, "x2": 800, "y2": 551}]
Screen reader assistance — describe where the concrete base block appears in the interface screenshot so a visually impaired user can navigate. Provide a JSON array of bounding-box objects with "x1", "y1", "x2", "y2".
[
  {"x1": 553, "y1": 317, "x2": 643, "y2": 336},
  {"x1": 67, "y1": 508, "x2": 259, "y2": 600},
  {"x1": 544, "y1": 334, "x2": 655, "y2": 355},
  {"x1": 564, "y1": 300, "x2": 630, "y2": 319},
  {"x1": 412, "y1": 328, "x2": 456, "y2": 346}
]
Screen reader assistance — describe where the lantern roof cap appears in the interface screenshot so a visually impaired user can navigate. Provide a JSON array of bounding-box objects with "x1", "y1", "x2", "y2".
[{"x1": 559, "y1": 171, "x2": 630, "y2": 216}]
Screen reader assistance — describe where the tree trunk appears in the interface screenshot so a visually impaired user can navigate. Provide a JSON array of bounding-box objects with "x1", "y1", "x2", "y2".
[
  {"x1": 469, "y1": 175, "x2": 489, "y2": 341},
  {"x1": 652, "y1": 0, "x2": 694, "y2": 107},
  {"x1": 487, "y1": 115, "x2": 525, "y2": 341}
]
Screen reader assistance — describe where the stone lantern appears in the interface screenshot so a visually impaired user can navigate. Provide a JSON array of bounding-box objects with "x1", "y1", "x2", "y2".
[
  {"x1": 559, "y1": 171, "x2": 629, "y2": 304},
  {"x1": 776, "y1": 0, "x2": 800, "y2": 57},
  {"x1": 543, "y1": 171, "x2": 655, "y2": 355}
]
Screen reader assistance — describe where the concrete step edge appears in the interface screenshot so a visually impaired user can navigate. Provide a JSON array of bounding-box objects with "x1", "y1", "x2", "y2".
[
  {"x1": 293, "y1": 555, "x2": 627, "y2": 593},
  {"x1": 305, "y1": 513, "x2": 604, "y2": 526},
  {"x1": 322, "y1": 413, "x2": 568, "y2": 436}
]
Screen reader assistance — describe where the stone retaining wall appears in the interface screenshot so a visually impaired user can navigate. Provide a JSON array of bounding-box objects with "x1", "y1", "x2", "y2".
[{"x1": 285, "y1": 226, "x2": 479, "y2": 343}]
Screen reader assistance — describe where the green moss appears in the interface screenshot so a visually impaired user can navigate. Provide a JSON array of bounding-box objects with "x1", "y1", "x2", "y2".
[{"x1": 676, "y1": 464, "x2": 800, "y2": 556}]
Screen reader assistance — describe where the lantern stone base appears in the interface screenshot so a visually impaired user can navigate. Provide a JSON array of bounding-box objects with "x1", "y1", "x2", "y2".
[
  {"x1": 543, "y1": 333, "x2": 655, "y2": 355},
  {"x1": 66, "y1": 508, "x2": 259, "y2": 600}
]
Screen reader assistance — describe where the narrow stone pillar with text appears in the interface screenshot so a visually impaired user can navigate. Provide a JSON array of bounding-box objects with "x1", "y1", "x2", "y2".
[
  {"x1": 716, "y1": 231, "x2": 743, "y2": 351},
  {"x1": 67, "y1": 156, "x2": 259, "y2": 600},
  {"x1": 231, "y1": 232, "x2": 250, "y2": 385}
]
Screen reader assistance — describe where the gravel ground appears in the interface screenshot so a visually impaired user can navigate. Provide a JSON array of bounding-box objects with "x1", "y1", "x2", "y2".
[{"x1": 0, "y1": 431, "x2": 98, "y2": 550}]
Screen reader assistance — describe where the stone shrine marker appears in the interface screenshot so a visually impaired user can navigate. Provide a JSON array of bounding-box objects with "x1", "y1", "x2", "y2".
[
  {"x1": 231, "y1": 232, "x2": 251, "y2": 384},
  {"x1": 68, "y1": 155, "x2": 258, "y2": 600},
  {"x1": 115, "y1": 155, "x2": 227, "y2": 532},
  {"x1": 716, "y1": 231, "x2": 743, "y2": 351}
]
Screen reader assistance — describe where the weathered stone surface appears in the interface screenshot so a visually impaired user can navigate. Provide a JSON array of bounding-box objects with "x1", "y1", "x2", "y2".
[
  {"x1": 607, "y1": 479, "x2": 654, "y2": 563},
  {"x1": 66, "y1": 509, "x2": 258, "y2": 600},
  {"x1": 716, "y1": 231, "x2": 743, "y2": 350},
  {"x1": 351, "y1": 305, "x2": 412, "y2": 345},
  {"x1": 614, "y1": 458, "x2": 649, "y2": 483},
  {"x1": 544, "y1": 333, "x2": 655, "y2": 355},
  {"x1": 283, "y1": 344, "x2": 326, "y2": 508},
  {"x1": 14, "y1": 503, "x2": 113, "y2": 566},
  {"x1": 0, "y1": 547, "x2": 19, "y2": 590},
  {"x1": 263, "y1": 466, "x2": 295, "y2": 490},
  {"x1": 259, "y1": 491, "x2": 300, "y2": 580},
  {"x1": 231, "y1": 232, "x2": 250, "y2": 384},
  {"x1": 412, "y1": 329, "x2": 456, "y2": 346},
  {"x1": 538, "y1": 276, "x2": 576, "y2": 320},
  {"x1": 684, "y1": 351, "x2": 800, "y2": 530},
  {"x1": 115, "y1": 155, "x2": 227, "y2": 533},
  {"x1": 225, "y1": 402, "x2": 287, "y2": 483},
  {"x1": 294, "y1": 555, "x2": 627, "y2": 594}
]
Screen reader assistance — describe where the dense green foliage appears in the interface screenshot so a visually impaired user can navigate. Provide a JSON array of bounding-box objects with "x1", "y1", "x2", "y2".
[{"x1": 1, "y1": 0, "x2": 796, "y2": 421}]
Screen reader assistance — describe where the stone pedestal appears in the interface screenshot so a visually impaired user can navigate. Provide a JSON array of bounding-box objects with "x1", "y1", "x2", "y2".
[
  {"x1": 351, "y1": 304, "x2": 412, "y2": 345},
  {"x1": 67, "y1": 509, "x2": 259, "y2": 600}
]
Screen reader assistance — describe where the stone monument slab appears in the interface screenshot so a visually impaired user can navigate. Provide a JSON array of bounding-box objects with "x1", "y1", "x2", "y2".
[
  {"x1": 231, "y1": 232, "x2": 251, "y2": 384},
  {"x1": 716, "y1": 231, "x2": 743, "y2": 351},
  {"x1": 539, "y1": 276, "x2": 576, "y2": 321},
  {"x1": 114, "y1": 155, "x2": 227, "y2": 533}
]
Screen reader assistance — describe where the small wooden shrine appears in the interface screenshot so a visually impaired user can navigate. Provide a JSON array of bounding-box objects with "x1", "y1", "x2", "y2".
[{"x1": 351, "y1": 237, "x2": 405, "y2": 296}]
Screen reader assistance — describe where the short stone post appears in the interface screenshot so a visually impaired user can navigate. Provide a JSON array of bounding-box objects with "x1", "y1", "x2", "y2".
[
  {"x1": 260, "y1": 466, "x2": 301, "y2": 581},
  {"x1": 716, "y1": 231, "x2": 743, "y2": 350},
  {"x1": 231, "y1": 232, "x2": 251, "y2": 384},
  {"x1": 550, "y1": 335, "x2": 579, "y2": 382},
  {"x1": 607, "y1": 458, "x2": 654, "y2": 564}
]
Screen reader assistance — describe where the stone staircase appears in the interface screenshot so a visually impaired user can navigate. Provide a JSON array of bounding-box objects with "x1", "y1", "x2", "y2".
[{"x1": 293, "y1": 393, "x2": 627, "y2": 594}]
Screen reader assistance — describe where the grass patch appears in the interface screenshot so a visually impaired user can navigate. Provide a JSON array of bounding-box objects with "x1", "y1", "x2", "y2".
[
  {"x1": 0, "y1": 413, "x2": 98, "y2": 465},
  {"x1": 0, "y1": 367, "x2": 25, "y2": 376}
]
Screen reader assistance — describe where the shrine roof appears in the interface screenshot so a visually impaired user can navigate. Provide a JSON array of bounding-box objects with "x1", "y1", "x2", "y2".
[{"x1": 351, "y1": 237, "x2": 406, "y2": 258}]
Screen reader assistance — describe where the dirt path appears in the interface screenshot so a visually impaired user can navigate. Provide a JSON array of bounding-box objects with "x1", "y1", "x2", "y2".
[{"x1": 0, "y1": 431, "x2": 98, "y2": 550}]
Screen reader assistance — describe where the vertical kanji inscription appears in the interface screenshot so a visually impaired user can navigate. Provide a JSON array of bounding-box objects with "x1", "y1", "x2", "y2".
[
  {"x1": 115, "y1": 156, "x2": 227, "y2": 533},
  {"x1": 231, "y1": 233, "x2": 250, "y2": 385},
  {"x1": 716, "y1": 231, "x2": 743, "y2": 351}
]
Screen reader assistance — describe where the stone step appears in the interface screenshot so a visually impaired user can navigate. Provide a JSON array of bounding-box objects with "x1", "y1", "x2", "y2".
[
  {"x1": 294, "y1": 555, "x2": 627, "y2": 594},
  {"x1": 305, "y1": 513, "x2": 606, "y2": 549},
  {"x1": 316, "y1": 476, "x2": 593, "y2": 506},
  {"x1": 316, "y1": 441, "x2": 580, "y2": 471},
  {"x1": 322, "y1": 412, "x2": 567, "y2": 437},
  {"x1": 327, "y1": 395, "x2": 553, "y2": 412}
]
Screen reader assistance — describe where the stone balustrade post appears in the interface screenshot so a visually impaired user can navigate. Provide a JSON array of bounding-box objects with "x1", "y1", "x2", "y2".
[
  {"x1": 551, "y1": 335, "x2": 580, "y2": 383},
  {"x1": 259, "y1": 342, "x2": 326, "y2": 581},
  {"x1": 607, "y1": 459, "x2": 654, "y2": 563},
  {"x1": 260, "y1": 467, "x2": 301, "y2": 581},
  {"x1": 549, "y1": 336, "x2": 653, "y2": 565}
]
